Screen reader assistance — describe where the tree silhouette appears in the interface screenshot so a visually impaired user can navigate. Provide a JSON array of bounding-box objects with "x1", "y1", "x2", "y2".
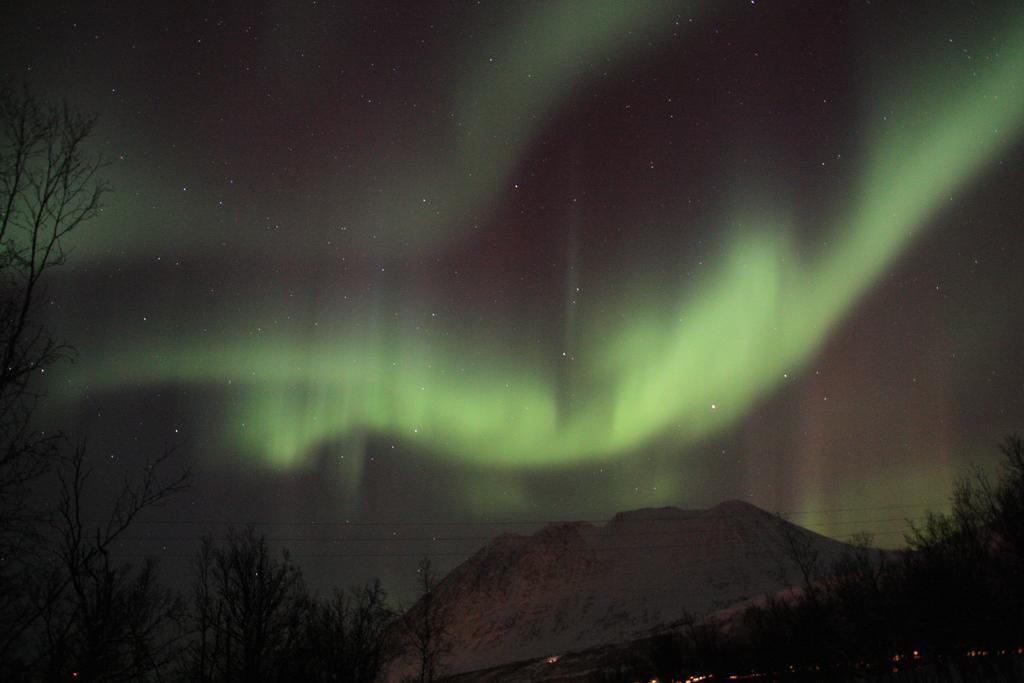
[
  {"x1": 401, "y1": 557, "x2": 453, "y2": 683},
  {"x1": 727, "y1": 436, "x2": 1024, "y2": 680},
  {"x1": 34, "y1": 445, "x2": 189, "y2": 680},
  {"x1": 0, "y1": 87, "x2": 190, "y2": 679},
  {"x1": 0, "y1": 85, "x2": 106, "y2": 661},
  {"x1": 301, "y1": 579, "x2": 400, "y2": 683},
  {"x1": 183, "y1": 527, "x2": 310, "y2": 681}
]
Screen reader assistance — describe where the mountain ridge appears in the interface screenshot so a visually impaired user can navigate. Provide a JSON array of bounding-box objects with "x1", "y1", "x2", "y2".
[{"x1": 386, "y1": 499, "x2": 856, "y2": 679}]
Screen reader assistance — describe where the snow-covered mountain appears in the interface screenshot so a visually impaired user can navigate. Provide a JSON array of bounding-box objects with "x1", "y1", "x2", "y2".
[{"x1": 385, "y1": 500, "x2": 856, "y2": 679}]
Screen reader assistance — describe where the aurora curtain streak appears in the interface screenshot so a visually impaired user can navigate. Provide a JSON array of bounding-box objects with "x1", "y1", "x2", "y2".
[{"x1": 49, "y1": 5, "x2": 1024, "y2": 482}]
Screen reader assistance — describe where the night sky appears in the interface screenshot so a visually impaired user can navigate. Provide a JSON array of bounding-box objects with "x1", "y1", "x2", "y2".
[{"x1": 4, "y1": 1, "x2": 1024, "y2": 596}]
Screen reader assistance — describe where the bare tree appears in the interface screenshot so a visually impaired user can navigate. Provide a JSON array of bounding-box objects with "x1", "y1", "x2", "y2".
[
  {"x1": 304, "y1": 580, "x2": 400, "y2": 683},
  {"x1": 0, "y1": 85, "x2": 105, "y2": 541},
  {"x1": 401, "y1": 557, "x2": 452, "y2": 683},
  {"x1": 32, "y1": 445, "x2": 190, "y2": 680},
  {"x1": 0, "y1": 85, "x2": 107, "y2": 651},
  {"x1": 345, "y1": 580, "x2": 400, "y2": 681},
  {"x1": 0, "y1": 84, "x2": 107, "y2": 666},
  {"x1": 993, "y1": 434, "x2": 1024, "y2": 559},
  {"x1": 769, "y1": 513, "x2": 823, "y2": 595},
  {"x1": 184, "y1": 537, "x2": 400, "y2": 683},
  {"x1": 0, "y1": 86, "x2": 192, "y2": 679},
  {"x1": 183, "y1": 527, "x2": 310, "y2": 681},
  {"x1": 184, "y1": 536, "x2": 224, "y2": 682}
]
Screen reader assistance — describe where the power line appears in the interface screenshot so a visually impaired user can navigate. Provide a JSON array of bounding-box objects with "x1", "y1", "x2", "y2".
[
  {"x1": 111, "y1": 516, "x2": 924, "y2": 544},
  {"x1": 96, "y1": 502, "x2": 944, "y2": 529},
  {"x1": 106, "y1": 520, "x2": 915, "y2": 561},
  {"x1": 106, "y1": 530, "x2": 911, "y2": 561},
  {"x1": 89, "y1": 503, "x2": 934, "y2": 564}
]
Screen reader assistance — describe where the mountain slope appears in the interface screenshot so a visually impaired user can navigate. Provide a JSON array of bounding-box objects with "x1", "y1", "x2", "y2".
[{"x1": 387, "y1": 500, "x2": 854, "y2": 678}]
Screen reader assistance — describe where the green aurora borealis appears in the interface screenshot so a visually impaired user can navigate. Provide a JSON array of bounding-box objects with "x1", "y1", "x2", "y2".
[{"x1": 6, "y1": 1, "x2": 1024, "y2": 548}]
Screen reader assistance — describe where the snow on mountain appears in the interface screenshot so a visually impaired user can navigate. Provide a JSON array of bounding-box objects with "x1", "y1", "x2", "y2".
[{"x1": 385, "y1": 500, "x2": 855, "y2": 679}]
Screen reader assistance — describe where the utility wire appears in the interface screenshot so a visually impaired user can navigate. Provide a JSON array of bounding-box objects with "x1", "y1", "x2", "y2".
[
  {"x1": 92, "y1": 502, "x2": 944, "y2": 529},
  {"x1": 106, "y1": 531, "x2": 911, "y2": 562},
  {"x1": 112, "y1": 516, "x2": 924, "y2": 544}
]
